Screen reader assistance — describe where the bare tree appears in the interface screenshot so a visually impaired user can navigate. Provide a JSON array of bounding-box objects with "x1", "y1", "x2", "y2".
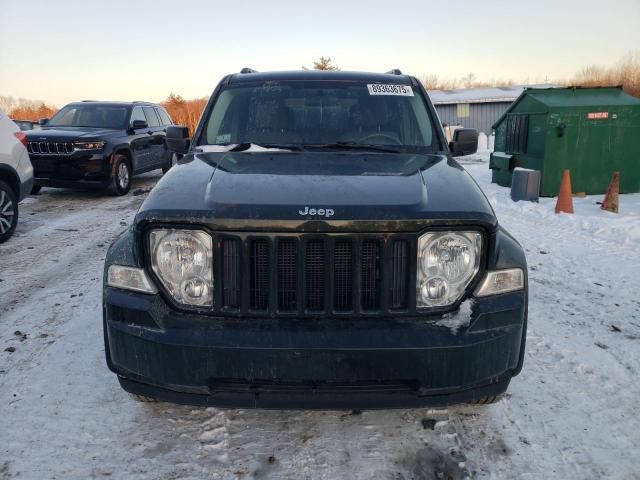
[
  {"x1": 421, "y1": 74, "x2": 441, "y2": 90},
  {"x1": 568, "y1": 51, "x2": 640, "y2": 97},
  {"x1": 302, "y1": 56, "x2": 339, "y2": 71},
  {"x1": 461, "y1": 73, "x2": 477, "y2": 88},
  {"x1": 0, "y1": 96, "x2": 16, "y2": 114}
]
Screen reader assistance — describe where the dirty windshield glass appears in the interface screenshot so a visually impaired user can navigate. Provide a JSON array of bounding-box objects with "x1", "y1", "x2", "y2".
[
  {"x1": 201, "y1": 82, "x2": 436, "y2": 152},
  {"x1": 48, "y1": 105, "x2": 130, "y2": 129}
]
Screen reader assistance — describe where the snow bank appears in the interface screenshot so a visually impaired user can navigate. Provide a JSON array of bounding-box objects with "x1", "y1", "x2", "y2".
[{"x1": 460, "y1": 153, "x2": 640, "y2": 253}]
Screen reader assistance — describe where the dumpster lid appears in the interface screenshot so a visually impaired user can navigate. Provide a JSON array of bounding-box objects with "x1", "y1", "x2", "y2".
[{"x1": 492, "y1": 86, "x2": 640, "y2": 129}]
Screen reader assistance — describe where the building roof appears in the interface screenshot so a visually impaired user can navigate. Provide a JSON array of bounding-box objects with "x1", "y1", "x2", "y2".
[{"x1": 428, "y1": 84, "x2": 556, "y2": 105}]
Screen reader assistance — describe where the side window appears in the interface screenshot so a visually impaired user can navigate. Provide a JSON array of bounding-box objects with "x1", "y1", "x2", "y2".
[
  {"x1": 143, "y1": 107, "x2": 160, "y2": 128},
  {"x1": 157, "y1": 108, "x2": 172, "y2": 126},
  {"x1": 130, "y1": 107, "x2": 146, "y2": 125}
]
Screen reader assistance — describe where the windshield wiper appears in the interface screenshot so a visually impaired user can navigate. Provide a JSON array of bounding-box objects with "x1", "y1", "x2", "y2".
[
  {"x1": 230, "y1": 143, "x2": 305, "y2": 152},
  {"x1": 303, "y1": 142, "x2": 403, "y2": 153}
]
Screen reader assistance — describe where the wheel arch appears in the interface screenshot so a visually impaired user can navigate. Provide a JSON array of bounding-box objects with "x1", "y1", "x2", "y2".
[
  {"x1": 111, "y1": 146, "x2": 133, "y2": 171},
  {"x1": 0, "y1": 164, "x2": 20, "y2": 197}
]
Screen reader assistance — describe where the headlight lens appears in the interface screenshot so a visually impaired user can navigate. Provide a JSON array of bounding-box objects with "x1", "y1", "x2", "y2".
[
  {"x1": 417, "y1": 231, "x2": 481, "y2": 307},
  {"x1": 74, "y1": 141, "x2": 105, "y2": 150},
  {"x1": 149, "y1": 229, "x2": 213, "y2": 306}
]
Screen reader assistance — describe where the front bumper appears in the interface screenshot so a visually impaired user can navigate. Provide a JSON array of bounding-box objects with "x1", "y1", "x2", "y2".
[
  {"x1": 104, "y1": 287, "x2": 527, "y2": 409},
  {"x1": 31, "y1": 153, "x2": 111, "y2": 189},
  {"x1": 19, "y1": 176, "x2": 34, "y2": 202}
]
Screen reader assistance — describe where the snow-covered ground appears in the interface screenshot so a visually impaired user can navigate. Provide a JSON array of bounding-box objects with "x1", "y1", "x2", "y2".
[{"x1": 1, "y1": 159, "x2": 639, "y2": 480}]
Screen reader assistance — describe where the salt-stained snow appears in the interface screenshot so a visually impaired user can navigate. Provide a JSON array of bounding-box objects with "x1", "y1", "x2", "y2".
[{"x1": 1, "y1": 158, "x2": 640, "y2": 479}]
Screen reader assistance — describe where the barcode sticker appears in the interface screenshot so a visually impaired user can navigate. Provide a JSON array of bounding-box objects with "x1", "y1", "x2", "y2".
[
  {"x1": 587, "y1": 112, "x2": 609, "y2": 120},
  {"x1": 367, "y1": 84, "x2": 414, "y2": 96}
]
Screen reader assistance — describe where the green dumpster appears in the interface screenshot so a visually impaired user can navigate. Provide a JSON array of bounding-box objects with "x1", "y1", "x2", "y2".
[{"x1": 490, "y1": 87, "x2": 640, "y2": 196}]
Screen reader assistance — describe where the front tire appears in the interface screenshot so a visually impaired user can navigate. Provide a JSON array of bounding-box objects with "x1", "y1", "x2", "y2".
[
  {"x1": 108, "y1": 154, "x2": 132, "y2": 196},
  {"x1": 0, "y1": 180, "x2": 18, "y2": 243}
]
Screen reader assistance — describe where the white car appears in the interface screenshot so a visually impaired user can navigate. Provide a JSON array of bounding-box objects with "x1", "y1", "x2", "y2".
[{"x1": 0, "y1": 111, "x2": 34, "y2": 243}]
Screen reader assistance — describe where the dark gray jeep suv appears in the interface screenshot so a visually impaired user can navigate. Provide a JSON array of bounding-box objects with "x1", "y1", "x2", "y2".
[
  {"x1": 103, "y1": 69, "x2": 528, "y2": 409},
  {"x1": 27, "y1": 101, "x2": 175, "y2": 195}
]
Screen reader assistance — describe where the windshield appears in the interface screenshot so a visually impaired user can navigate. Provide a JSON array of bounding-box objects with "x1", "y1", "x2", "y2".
[
  {"x1": 200, "y1": 81, "x2": 438, "y2": 152},
  {"x1": 48, "y1": 104, "x2": 130, "y2": 129}
]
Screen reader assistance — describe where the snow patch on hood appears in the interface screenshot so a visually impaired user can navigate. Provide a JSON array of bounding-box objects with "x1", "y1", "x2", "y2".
[
  {"x1": 435, "y1": 299, "x2": 474, "y2": 334},
  {"x1": 197, "y1": 144, "x2": 291, "y2": 153}
]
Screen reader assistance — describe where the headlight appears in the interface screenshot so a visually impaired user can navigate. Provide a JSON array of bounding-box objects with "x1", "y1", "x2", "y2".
[
  {"x1": 417, "y1": 231, "x2": 481, "y2": 307},
  {"x1": 74, "y1": 141, "x2": 105, "y2": 150},
  {"x1": 149, "y1": 229, "x2": 213, "y2": 306}
]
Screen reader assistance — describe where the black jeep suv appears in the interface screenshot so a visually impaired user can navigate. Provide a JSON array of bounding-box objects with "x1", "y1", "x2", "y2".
[
  {"x1": 103, "y1": 70, "x2": 528, "y2": 409},
  {"x1": 26, "y1": 101, "x2": 175, "y2": 195}
]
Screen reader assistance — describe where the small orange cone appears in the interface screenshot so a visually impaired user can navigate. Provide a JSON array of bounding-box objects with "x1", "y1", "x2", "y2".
[
  {"x1": 555, "y1": 169, "x2": 574, "y2": 214},
  {"x1": 601, "y1": 171, "x2": 620, "y2": 213}
]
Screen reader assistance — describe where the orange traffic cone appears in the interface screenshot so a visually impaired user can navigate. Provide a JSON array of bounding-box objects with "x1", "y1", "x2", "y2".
[
  {"x1": 555, "y1": 169, "x2": 574, "y2": 214},
  {"x1": 601, "y1": 171, "x2": 620, "y2": 213}
]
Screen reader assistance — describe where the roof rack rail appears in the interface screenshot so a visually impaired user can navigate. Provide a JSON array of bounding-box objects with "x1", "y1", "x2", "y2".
[
  {"x1": 81, "y1": 99, "x2": 98, "y2": 102},
  {"x1": 386, "y1": 69, "x2": 403, "y2": 75},
  {"x1": 240, "y1": 67, "x2": 257, "y2": 74}
]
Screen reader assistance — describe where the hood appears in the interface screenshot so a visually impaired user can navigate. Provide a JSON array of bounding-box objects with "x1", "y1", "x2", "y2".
[
  {"x1": 137, "y1": 151, "x2": 496, "y2": 231},
  {"x1": 25, "y1": 126, "x2": 120, "y2": 141}
]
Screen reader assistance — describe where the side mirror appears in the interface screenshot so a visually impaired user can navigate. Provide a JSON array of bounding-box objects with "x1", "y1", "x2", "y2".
[
  {"x1": 449, "y1": 128, "x2": 478, "y2": 157},
  {"x1": 166, "y1": 125, "x2": 190, "y2": 154},
  {"x1": 130, "y1": 119, "x2": 148, "y2": 131},
  {"x1": 38, "y1": 118, "x2": 49, "y2": 126}
]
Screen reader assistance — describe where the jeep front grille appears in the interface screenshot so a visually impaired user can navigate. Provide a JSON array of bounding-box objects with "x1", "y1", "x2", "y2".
[
  {"x1": 216, "y1": 233, "x2": 414, "y2": 317},
  {"x1": 28, "y1": 141, "x2": 74, "y2": 155}
]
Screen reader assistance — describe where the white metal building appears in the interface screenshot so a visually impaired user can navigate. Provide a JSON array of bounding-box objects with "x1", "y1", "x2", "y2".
[{"x1": 428, "y1": 85, "x2": 554, "y2": 135}]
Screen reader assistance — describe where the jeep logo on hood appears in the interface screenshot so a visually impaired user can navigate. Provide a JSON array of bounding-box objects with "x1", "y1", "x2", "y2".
[{"x1": 298, "y1": 206, "x2": 335, "y2": 218}]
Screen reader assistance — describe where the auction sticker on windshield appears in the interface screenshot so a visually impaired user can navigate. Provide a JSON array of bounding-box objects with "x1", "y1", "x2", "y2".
[{"x1": 367, "y1": 84, "x2": 414, "y2": 96}]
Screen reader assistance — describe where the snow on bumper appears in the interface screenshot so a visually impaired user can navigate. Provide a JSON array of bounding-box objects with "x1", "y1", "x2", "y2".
[{"x1": 103, "y1": 288, "x2": 527, "y2": 409}]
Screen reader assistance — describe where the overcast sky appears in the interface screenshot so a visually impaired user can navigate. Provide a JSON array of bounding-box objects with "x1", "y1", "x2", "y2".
[{"x1": 1, "y1": 0, "x2": 638, "y2": 106}]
